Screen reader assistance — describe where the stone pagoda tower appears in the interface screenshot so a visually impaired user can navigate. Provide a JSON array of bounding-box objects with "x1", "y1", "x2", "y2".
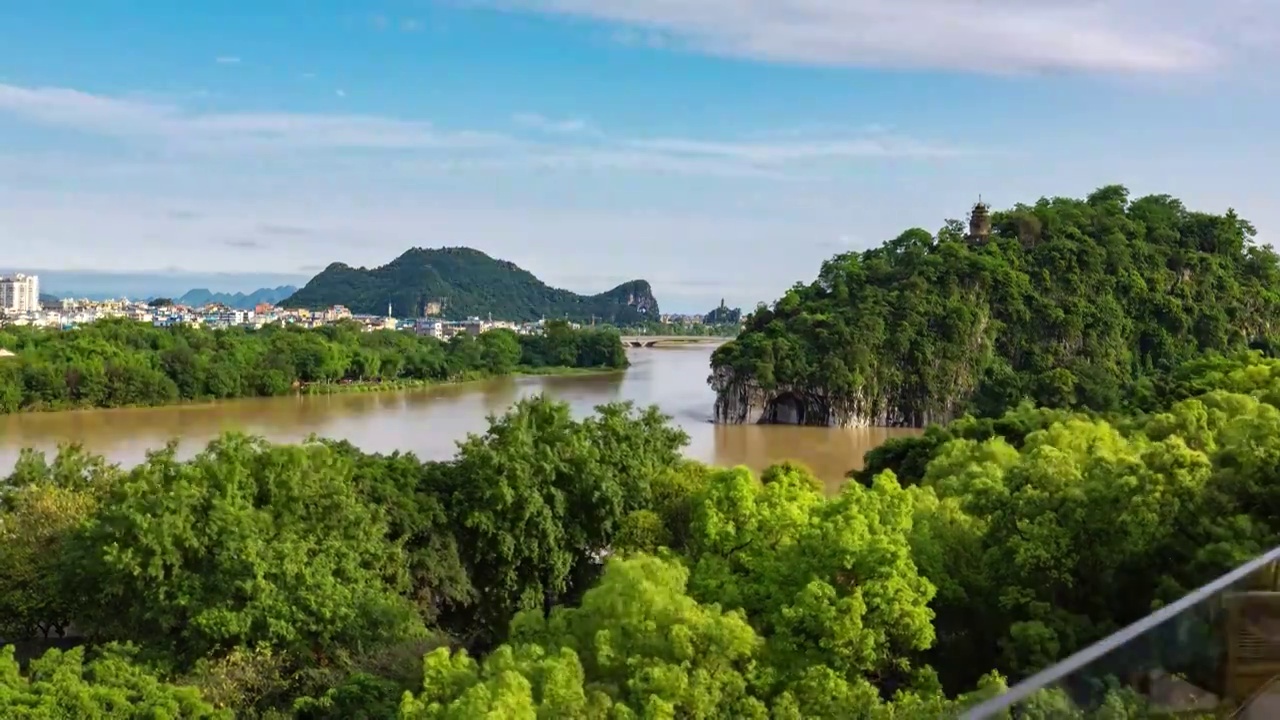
[{"x1": 966, "y1": 196, "x2": 992, "y2": 244}]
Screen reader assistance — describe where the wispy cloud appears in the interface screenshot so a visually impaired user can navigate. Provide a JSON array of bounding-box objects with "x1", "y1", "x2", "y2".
[
  {"x1": 214, "y1": 56, "x2": 241, "y2": 65},
  {"x1": 512, "y1": 112, "x2": 590, "y2": 134},
  {"x1": 223, "y1": 239, "x2": 262, "y2": 249},
  {"x1": 625, "y1": 135, "x2": 968, "y2": 162},
  {"x1": 493, "y1": 0, "x2": 1274, "y2": 74},
  {"x1": 0, "y1": 82, "x2": 972, "y2": 178},
  {"x1": 371, "y1": 14, "x2": 424, "y2": 33},
  {"x1": 258, "y1": 223, "x2": 312, "y2": 237},
  {"x1": 0, "y1": 83, "x2": 510, "y2": 152}
]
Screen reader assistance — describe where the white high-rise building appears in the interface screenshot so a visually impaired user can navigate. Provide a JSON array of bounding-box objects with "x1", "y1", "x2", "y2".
[{"x1": 0, "y1": 274, "x2": 39, "y2": 313}]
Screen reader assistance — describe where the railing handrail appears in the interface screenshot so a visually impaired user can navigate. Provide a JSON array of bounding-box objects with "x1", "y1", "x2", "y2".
[
  {"x1": 1230, "y1": 672, "x2": 1280, "y2": 718},
  {"x1": 961, "y1": 545, "x2": 1280, "y2": 719}
]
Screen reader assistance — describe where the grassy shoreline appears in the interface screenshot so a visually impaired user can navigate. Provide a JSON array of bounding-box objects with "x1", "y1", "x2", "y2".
[
  {"x1": 4, "y1": 365, "x2": 627, "y2": 415},
  {"x1": 299, "y1": 365, "x2": 624, "y2": 396}
]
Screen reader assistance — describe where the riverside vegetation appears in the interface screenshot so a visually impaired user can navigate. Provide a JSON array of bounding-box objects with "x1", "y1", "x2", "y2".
[
  {"x1": 5, "y1": 349, "x2": 1278, "y2": 717},
  {"x1": 711, "y1": 186, "x2": 1278, "y2": 427},
  {"x1": 0, "y1": 319, "x2": 627, "y2": 414},
  {"x1": 2, "y1": 185, "x2": 1273, "y2": 718}
]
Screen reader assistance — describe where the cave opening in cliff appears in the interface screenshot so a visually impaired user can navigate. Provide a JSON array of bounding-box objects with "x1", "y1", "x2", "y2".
[{"x1": 762, "y1": 392, "x2": 807, "y2": 425}]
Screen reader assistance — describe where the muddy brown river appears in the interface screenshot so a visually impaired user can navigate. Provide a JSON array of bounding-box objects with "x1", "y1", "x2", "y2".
[{"x1": 0, "y1": 346, "x2": 920, "y2": 490}]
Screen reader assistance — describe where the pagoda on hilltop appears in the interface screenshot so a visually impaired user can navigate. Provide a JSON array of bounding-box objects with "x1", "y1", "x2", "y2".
[{"x1": 966, "y1": 197, "x2": 992, "y2": 244}]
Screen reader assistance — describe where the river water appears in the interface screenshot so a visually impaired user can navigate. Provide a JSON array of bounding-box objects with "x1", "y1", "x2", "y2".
[{"x1": 0, "y1": 346, "x2": 920, "y2": 491}]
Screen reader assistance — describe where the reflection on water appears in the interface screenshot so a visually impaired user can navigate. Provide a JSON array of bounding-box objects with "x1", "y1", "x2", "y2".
[{"x1": 0, "y1": 346, "x2": 919, "y2": 489}]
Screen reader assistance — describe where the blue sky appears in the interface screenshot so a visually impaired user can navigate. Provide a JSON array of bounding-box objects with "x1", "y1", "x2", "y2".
[{"x1": 0, "y1": 1, "x2": 1276, "y2": 312}]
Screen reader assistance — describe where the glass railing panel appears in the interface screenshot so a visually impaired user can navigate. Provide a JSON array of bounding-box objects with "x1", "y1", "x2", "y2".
[{"x1": 962, "y1": 546, "x2": 1280, "y2": 719}]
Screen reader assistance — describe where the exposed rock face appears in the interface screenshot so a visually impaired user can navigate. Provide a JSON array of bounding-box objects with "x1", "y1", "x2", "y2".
[
  {"x1": 710, "y1": 366, "x2": 966, "y2": 429},
  {"x1": 709, "y1": 302, "x2": 991, "y2": 429}
]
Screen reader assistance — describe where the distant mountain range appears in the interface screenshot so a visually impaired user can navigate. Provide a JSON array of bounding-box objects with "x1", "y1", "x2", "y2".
[
  {"x1": 280, "y1": 247, "x2": 659, "y2": 323},
  {"x1": 176, "y1": 286, "x2": 298, "y2": 310},
  {"x1": 6, "y1": 269, "x2": 310, "y2": 303},
  {"x1": 37, "y1": 286, "x2": 298, "y2": 310}
]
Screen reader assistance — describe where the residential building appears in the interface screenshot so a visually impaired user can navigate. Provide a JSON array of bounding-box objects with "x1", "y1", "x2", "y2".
[
  {"x1": 415, "y1": 319, "x2": 444, "y2": 339},
  {"x1": 0, "y1": 273, "x2": 39, "y2": 313}
]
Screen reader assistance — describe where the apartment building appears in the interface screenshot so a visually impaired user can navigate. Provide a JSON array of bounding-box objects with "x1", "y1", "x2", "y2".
[{"x1": 0, "y1": 274, "x2": 39, "y2": 313}]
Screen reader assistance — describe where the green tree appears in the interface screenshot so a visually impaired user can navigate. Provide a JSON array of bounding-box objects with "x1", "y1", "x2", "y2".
[
  {"x1": 711, "y1": 187, "x2": 1278, "y2": 426},
  {"x1": 0, "y1": 318, "x2": 626, "y2": 413},
  {"x1": 0, "y1": 484, "x2": 95, "y2": 639},
  {"x1": 0, "y1": 644, "x2": 228, "y2": 719},
  {"x1": 65, "y1": 435, "x2": 423, "y2": 667}
]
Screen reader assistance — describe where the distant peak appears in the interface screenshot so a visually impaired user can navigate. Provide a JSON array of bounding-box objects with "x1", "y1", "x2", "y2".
[{"x1": 609, "y1": 279, "x2": 654, "y2": 293}]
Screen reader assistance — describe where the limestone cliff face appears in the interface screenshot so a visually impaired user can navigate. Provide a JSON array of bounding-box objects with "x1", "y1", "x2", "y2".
[
  {"x1": 610, "y1": 280, "x2": 659, "y2": 318},
  {"x1": 708, "y1": 309, "x2": 990, "y2": 429},
  {"x1": 711, "y1": 365, "x2": 966, "y2": 428}
]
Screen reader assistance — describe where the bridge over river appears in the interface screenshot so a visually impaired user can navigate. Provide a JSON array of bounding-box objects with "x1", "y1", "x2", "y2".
[{"x1": 619, "y1": 335, "x2": 730, "y2": 348}]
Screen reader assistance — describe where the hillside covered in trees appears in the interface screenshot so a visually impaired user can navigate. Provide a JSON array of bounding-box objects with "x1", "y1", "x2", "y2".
[
  {"x1": 8, "y1": 348, "x2": 1280, "y2": 716},
  {"x1": 704, "y1": 301, "x2": 742, "y2": 325},
  {"x1": 0, "y1": 319, "x2": 626, "y2": 413},
  {"x1": 711, "y1": 186, "x2": 1278, "y2": 427},
  {"x1": 177, "y1": 286, "x2": 298, "y2": 310},
  {"x1": 281, "y1": 247, "x2": 660, "y2": 323}
]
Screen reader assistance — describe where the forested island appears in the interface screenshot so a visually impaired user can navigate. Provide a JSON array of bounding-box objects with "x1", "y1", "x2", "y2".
[
  {"x1": 4, "y1": 346, "x2": 1276, "y2": 716},
  {"x1": 0, "y1": 319, "x2": 626, "y2": 414},
  {"x1": 280, "y1": 247, "x2": 659, "y2": 324},
  {"x1": 712, "y1": 186, "x2": 1278, "y2": 426}
]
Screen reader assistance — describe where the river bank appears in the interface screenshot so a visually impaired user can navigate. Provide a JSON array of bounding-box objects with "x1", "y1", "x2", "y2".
[
  {"x1": 0, "y1": 347, "x2": 919, "y2": 489},
  {"x1": 297, "y1": 364, "x2": 623, "y2": 396},
  {"x1": 2, "y1": 365, "x2": 625, "y2": 416}
]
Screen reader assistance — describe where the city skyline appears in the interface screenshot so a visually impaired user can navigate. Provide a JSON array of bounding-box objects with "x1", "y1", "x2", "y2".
[{"x1": 1, "y1": 1, "x2": 1276, "y2": 311}]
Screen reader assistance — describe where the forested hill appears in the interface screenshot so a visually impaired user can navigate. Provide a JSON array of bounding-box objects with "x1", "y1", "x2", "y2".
[
  {"x1": 280, "y1": 247, "x2": 659, "y2": 323},
  {"x1": 711, "y1": 185, "x2": 1279, "y2": 427},
  {"x1": 177, "y1": 285, "x2": 297, "y2": 309}
]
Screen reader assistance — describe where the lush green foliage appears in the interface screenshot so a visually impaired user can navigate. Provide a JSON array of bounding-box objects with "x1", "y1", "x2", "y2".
[
  {"x1": 6, "y1": 347, "x2": 1280, "y2": 716},
  {"x1": 0, "y1": 318, "x2": 625, "y2": 413},
  {"x1": 711, "y1": 186, "x2": 1278, "y2": 426},
  {"x1": 0, "y1": 644, "x2": 228, "y2": 718},
  {"x1": 280, "y1": 247, "x2": 659, "y2": 323}
]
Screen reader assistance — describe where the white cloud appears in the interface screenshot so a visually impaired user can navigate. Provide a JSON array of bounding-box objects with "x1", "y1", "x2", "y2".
[
  {"x1": 625, "y1": 135, "x2": 969, "y2": 162},
  {"x1": 0, "y1": 187, "x2": 831, "y2": 310},
  {"x1": 0, "y1": 82, "x2": 969, "y2": 174},
  {"x1": 512, "y1": 112, "x2": 591, "y2": 134},
  {"x1": 214, "y1": 56, "x2": 241, "y2": 64},
  {"x1": 0, "y1": 83, "x2": 512, "y2": 152},
  {"x1": 493, "y1": 0, "x2": 1274, "y2": 74},
  {"x1": 371, "y1": 14, "x2": 425, "y2": 32},
  {"x1": 335, "y1": 89, "x2": 347, "y2": 98}
]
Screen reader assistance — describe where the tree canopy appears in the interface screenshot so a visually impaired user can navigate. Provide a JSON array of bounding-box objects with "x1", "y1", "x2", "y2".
[
  {"x1": 711, "y1": 186, "x2": 1277, "y2": 427},
  {"x1": 6, "y1": 346, "x2": 1275, "y2": 715},
  {"x1": 279, "y1": 247, "x2": 659, "y2": 323},
  {"x1": 0, "y1": 318, "x2": 625, "y2": 413},
  {"x1": 6, "y1": 185, "x2": 1279, "y2": 716}
]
